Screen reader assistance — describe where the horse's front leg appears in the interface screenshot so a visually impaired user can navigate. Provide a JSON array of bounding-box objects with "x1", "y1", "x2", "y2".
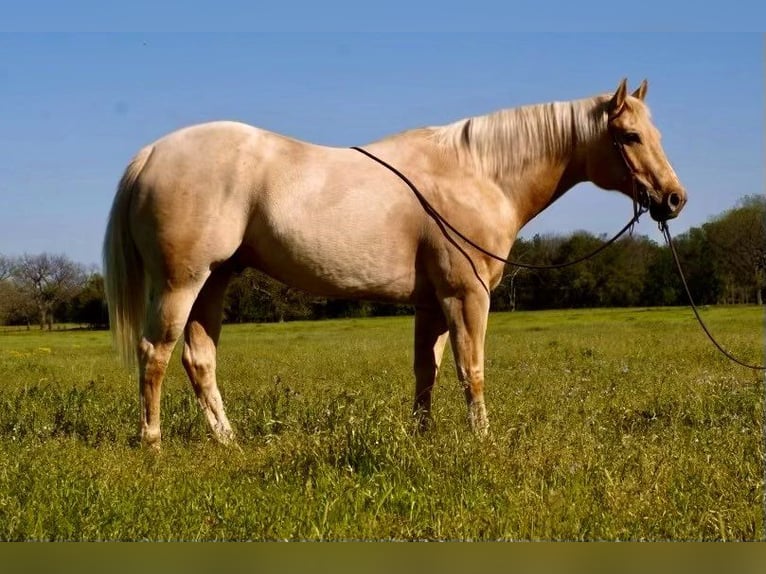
[
  {"x1": 412, "y1": 305, "x2": 450, "y2": 431},
  {"x1": 441, "y1": 290, "x2": 491, "y2": 435}
]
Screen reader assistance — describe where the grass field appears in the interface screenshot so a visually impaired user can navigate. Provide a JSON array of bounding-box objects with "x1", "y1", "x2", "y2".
[{"x1": 0, "y1": 306, "x2": 763, "y2": 541}]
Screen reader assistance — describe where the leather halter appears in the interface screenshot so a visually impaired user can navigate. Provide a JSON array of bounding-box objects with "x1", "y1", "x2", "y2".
[{"x1": 607, "y1": 119, "x2": 653, "y2": 220}]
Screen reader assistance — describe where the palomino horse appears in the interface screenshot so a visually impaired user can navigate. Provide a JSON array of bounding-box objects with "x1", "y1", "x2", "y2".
[{"x1": 103, "y1": 78, "x2": 686, "y2": 447}]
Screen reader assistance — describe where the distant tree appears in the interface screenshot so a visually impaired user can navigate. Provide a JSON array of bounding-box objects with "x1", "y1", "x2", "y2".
[
  {"x1": 642, "y1": 247, "x2": 682, "y2": 306},
  {"x1": 68, "y1": 272, "x2": 109, "y2": 328},
  {"x1": 671, "y1": 226, "x2": 720, "y2": 305},
  {"x1": 500, "y1": 233, "x2": 665, "y2": 309},
  {"x1": 554, "y1": 232, "x2": 605, "y2": 307},
  {"x1": 0, "y1": 255, "x2": 31, "y2": 326},
  {"x1": 597, "y1": 234, "x2": 658, "y2": 307},
  {"x1": 507, "y1": 233, "x2": 567, "y2": 310},
  {"x1": 704, "y1": 195, "x2": 766, "y2": 304},
  {"x1": 13, "y1": 253, "x2": 87, "y2": 330},
  {"x1": 0, "y1": 254, "x2": 13, "y2": 281},
  {"x1": 224, "y1": 269, "x2": 316, "y2": 323},
  {"x1": 222, "y1": 268, "x2": 410, "y2": 323},
  {"x1": 493, "y1": 237, "x2": 535, "y2": 311},
  {"x1": 0, "y1": 255, "x2": 11, "y2": 323},
  {"x1": 0, "y1": 255, "x2": 17, "y2": 325}
]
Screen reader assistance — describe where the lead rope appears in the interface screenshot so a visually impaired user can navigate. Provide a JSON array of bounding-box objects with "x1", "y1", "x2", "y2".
[
  {"x1": 660, "y1": 221, "x2": 766, "y2": 371},
  {"x1": 351, "y1": 146, "x2": 647, "y2": 270},
  {"x1": 352, "y1": 146, "x2": 764, "y2": 369}
]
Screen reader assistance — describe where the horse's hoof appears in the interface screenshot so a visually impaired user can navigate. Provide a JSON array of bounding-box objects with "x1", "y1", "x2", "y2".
[
  {"x1": 213, "y1": 426, "x2": 236, "y2": 445},
  {"x1": 140, "y1": 427, "x2": 162, "y2": 449}
]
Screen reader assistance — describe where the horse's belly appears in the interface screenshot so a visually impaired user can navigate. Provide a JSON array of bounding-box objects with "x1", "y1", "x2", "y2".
[
  {"x1": 236, "y1": 140, "x2": 428, "y2": 302},
  {"x1": 238, "y1": 223, "x2": 419, "y2": 302}
]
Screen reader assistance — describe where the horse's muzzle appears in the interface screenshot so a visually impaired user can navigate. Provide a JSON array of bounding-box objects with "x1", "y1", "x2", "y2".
[{"x1": 650, "y1": 190, "x2": 686, "y2": 222}]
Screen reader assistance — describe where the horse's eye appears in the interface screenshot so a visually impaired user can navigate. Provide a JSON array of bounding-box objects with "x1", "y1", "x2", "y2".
[{"x1": 621, "y1": 131, "x2": 642, "y2": 145}]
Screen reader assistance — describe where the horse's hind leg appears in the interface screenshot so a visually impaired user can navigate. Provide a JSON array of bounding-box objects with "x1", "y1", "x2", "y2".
[
  {"x1": 181, "y1": 268, "x2": 235, "y2": 444},
  {"x1": 413, "y1": 305, "x2": 449, "y2": 431},
  {"x1": 139, "y1": 286, "x2": 203, "y2": 448}
]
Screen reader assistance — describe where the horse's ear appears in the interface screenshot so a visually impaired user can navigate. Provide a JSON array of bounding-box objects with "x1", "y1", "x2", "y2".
[
  {"x1": 608, "y1": 78, "x2": 628, "y2": 118},
  {"x1": 631, "y1": 79, "x2": 648, "y2": 101}
]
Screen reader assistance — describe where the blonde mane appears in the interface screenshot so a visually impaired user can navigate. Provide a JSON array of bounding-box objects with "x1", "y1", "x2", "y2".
[{"x1": 434, "y1": 95, "x2": 609, "y2": 181}]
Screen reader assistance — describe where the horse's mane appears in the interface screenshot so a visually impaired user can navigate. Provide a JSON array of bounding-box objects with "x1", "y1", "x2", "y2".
[{"x1": 433, "y1": 95, "x2": 610, "y2": 181}]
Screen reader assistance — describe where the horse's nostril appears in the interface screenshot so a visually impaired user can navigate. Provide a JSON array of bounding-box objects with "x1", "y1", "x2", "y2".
[{"x1": 667, "y1": 192, "x2": 682, "y2": 210}]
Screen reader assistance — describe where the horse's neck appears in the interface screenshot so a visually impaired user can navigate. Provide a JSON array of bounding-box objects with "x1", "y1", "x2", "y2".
[
  {"x1": 449, "y1": 98, "x2": 601, "y2": 229},
  {"x1": 497, "y1": 152, "x2": 581, "y2": 229}
]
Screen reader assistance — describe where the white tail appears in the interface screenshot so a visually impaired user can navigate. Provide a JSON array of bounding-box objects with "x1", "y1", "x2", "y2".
[{"x1": 102, "y1": 146, "x2": 153, "y2": 368}]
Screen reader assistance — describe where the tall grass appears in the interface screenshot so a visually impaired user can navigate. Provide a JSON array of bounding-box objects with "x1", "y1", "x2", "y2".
[{"x1": 0, "y1": 307, "x2": 762, "y2": 540}]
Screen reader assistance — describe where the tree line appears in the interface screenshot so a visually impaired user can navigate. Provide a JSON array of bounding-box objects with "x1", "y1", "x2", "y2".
[
  {"x1": 1, "y1": 195, "x2": 763, "y2": 329},
  {"x1": 0, "y1": 253, "x2": 107, "y2": 329},
  {"x1": 497, "y1": 194, "x2": 765, "y2": 311}
]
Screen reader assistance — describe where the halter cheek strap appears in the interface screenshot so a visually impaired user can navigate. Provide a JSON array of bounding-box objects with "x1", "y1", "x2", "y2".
[{"x1": 608, "y1": 122, "x2": 653, "y2": 219}]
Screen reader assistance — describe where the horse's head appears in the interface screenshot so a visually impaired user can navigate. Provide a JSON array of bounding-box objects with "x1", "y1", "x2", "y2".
[{"x1": 587, "y1": 78, "x2": 686, "y2": 222}]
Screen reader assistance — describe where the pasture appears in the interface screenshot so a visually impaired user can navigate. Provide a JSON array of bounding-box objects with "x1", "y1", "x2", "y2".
[{"x1": 0, "y1": 306, "x2": 762, "y2": 541}]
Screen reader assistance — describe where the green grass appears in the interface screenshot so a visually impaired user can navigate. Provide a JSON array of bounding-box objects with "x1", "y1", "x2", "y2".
[{"x1": 0, "y1": 307, "x2": 763, "y2": 540}]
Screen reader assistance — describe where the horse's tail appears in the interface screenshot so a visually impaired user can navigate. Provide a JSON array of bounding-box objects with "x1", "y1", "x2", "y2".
[{"x1": 103, "y1": 145, "x2": 153, "y2": 369}]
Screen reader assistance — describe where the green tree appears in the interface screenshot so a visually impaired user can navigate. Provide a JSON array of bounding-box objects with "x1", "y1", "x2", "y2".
[
  {"x1": 13, "y1": 253, "x2": 87, "y2": 329},
  {"x1": 642, "y1": 247, "x2": 682, "y2": 306},
  {"x1": 704, "y1": 195, "x2": 765, "y2": 304},
  {"x1": 68, "y1": 272, "x2": 109, "y2": 328},
  {"x1": 224, "y1": 269, "x2": 316, "y2": 323},
  {"x1": 598, "y1": 234, "x2": 659, "y2": 307}
]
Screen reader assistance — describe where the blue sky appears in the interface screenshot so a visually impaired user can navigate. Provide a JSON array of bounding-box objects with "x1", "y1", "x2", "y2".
[
  {"x1": 3, "y1": 3, "x2": 763, "y2": 33},
  {"x1": 0, "y1": 32, "x2": 762, "y2": 267}
]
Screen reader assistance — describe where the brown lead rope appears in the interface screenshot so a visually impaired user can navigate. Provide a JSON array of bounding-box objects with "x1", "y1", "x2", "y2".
[
  {"x1": 660, "y1": 221, "x2": 766, "y2": 371},
  {"x1": 352, "y1": 146, "x2": 647, "y2": 270}
]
